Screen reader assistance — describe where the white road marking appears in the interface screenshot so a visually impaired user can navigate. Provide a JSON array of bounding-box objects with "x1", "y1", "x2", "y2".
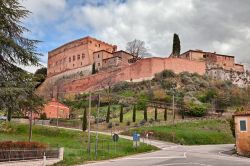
[
  {"x1": 154, "y1": 162, "x2": 212, "y2": 166},
  {"x1": 122, "y1": 152, "x2": 187, "y2": 160}
]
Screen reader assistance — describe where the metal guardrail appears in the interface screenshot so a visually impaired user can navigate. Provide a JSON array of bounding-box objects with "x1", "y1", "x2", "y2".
[{"x1": 0, "y1": 148, "x2": 59, "y2": 162}]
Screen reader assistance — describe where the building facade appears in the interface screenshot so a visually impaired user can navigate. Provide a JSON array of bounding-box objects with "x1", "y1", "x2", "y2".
[
  {"x1": 43, "y1": 98, "x2": 70, "y2": 119},
  {"x1": 180, "y1": 49, "x2": 244, "y2": 72},
  {"x1": 47, "y1": 36, "x2": 117, "y2": 77},
  {"x1": 234, "y1": 111, "x2": 250, "y2": 157}
]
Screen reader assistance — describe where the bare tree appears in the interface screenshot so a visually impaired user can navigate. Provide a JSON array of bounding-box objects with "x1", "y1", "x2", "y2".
[{"x1": 126, "y1": 39, "x2": 150, "y2": 61}]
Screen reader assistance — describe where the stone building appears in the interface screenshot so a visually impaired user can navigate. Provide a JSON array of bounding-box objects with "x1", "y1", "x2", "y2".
[{"x1": 234, "y1": 111, "x2": 250, "y2": 157}]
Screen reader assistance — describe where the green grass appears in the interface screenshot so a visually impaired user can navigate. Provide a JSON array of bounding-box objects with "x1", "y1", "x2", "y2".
[
  {"x1": 122, "y1": 119, "x2": 235, "y2": 145},
  {"x1": 0, "y1": 122, "x2": 157, "y2": 165}
]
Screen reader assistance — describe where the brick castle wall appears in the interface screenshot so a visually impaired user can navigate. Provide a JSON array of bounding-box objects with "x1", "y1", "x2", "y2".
[{"x1": 62, "y1": 57, "x2": 206, "y2": 94}]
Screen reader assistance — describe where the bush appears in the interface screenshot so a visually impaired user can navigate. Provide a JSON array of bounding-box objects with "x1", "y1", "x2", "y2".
[
  {"x1": 139, "y1": 119, "x2": 146, "y2": 126},
  {"x1": 40, "y1": 113, "x2": 47, "y2": 120},
  {"x1": 186, "y1": 102, "x2": 207, "y2": 117},
  {"x1": 107, "y1": 122, "x2": 113, "y2": 129},
  {"x1": 0, "y1": 141, "x2": 47, "y2": 150},
  {"x1": 228, "y1": 118, "x2": 235, "y2": 138},
  {"x1": 126, "y1": 121, "x2": 131, "y2": 126},
  {"x1": 112, "y1": 82, "x2": 130, "y2": 92},
  {"x1": 155, "y1": 70, "x2": 176, "y2": 79}
]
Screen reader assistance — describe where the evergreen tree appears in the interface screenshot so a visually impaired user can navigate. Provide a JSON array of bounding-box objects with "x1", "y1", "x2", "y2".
[
  {"x1": 144, "y1": 107, "x2": 147, "y2": 121},
  {"x1": 106, "y1": 103, "x2": 110, "y2": 123},
  {"x1": 164, "y1": 108, "x2": 167, "y2": 121},
  {"x1": 92, "y1": 63, "x2": 96, "y2": 74},
  {"x1": 0, "y1": 0, "x2": 41, "y2": 77},
  {"x1": 154, "y1": 107, "x2": 158, "y2": 120},
  {"x1": 171, "y1": 33, "x2": 181, "y2": 57},
  {"x1": 132, "y1": 105, "x2": 136, "y2": 122},
  {"x1": 120, "y1": 105, "x2": 123, "y2": 123},
  {"x1": 82, "y1": 107, "x2": 87, "y2": 131}
]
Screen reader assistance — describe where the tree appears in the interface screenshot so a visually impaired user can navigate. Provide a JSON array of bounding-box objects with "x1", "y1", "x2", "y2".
[
  {"x1": 92, "y1": 63, "x2": 96, "y2": 74},
  {"x1": 126, "y1": 39, "x2": 150, "y2": 61},
  {"x1": 0, "y1": 0, "x2": 41, "y2": 77},
  {"x1": 154, "y1": 107, "x2": 158, "y2": 120},
  {"x1": 18, "y1": 79, "x2": 45, "y2": 142},
  {"x1": 120, "y1": 105, "x2": 123, "y2": 123},
  {"x1": 171, "y1": 33, "x2": 181, "y2": 57},
  {"x1": 164, "y1": 108, "x2": 167, "y2": 121},
  {"x1": 82, "y1": 107, "x2": 87, "y2": 131},
  {"x1": 132, "y1": 105, "x2": 136, "y2": 122},
  {"x1": 106, "y1": 103, "x2": 110, "y2": 123},
  {"x1": 34, "y1": 67, "x2": 47, "y2": 87},
  {"x1": 144, "y1": 107, "x2": 147, "y2": 121}
]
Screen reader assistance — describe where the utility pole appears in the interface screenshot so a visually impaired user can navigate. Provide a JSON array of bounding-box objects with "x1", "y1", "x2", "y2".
[
  {"x1": 172, "y1": 94, "x2": 175, "y2": 125},
  {"x1": 95, "y1": 94, "x2": 100, "y2": 159},
  {"x1": 87, "y1": 92, "x2": 91, "y2": 155}
]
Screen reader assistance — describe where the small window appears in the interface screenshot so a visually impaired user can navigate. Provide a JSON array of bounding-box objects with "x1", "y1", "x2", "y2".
[
  {"x1": 99, "y1": 44, "x2": 100, "y2": 47},
  {"x1": 98, "y1": 63, "x2": 100, "y2": 66},
  {"x1": 77, "y1": 54, "x2": 80, "y2": 60},
  {"x1": 240, "y1": 120, "x2": 247, "y2": 131},
  {"x1": 69, "y1": 57, "x2": 71, "y2": 62},
  {"x1": 82, "y1": 54, "x2": 85, "y2": 59},
  {"x1": 98, "y1": 54, "x2": 100, "y2": 58},
  {"x1": 81, "y1": 62, "x2": 82, "y2": 66},
  {"x1": 73, "y1": 55, "x2": 75, "y2": 61}
]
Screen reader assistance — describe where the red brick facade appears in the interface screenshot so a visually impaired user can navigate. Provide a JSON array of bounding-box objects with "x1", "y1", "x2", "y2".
[
  {"x1": 62, "y1": 57, "x2": 206, "y2": 93},
  {"x1": 43, "y1": 98, "x2": 70, "y2": 119},
  {"x1": 47, "y1": 36, "x2": 117, "y2": 77},
  {"x1": 180, "y1": 50, "x2": 244, "y2": 72}
]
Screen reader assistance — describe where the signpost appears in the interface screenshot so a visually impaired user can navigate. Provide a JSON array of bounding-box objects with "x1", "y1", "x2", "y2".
[
  {"x1": 133, "y1": 132, "x2": 140, "y2": 148},
  {"x1": 113, "y1": 133, "x2": 119, "y2": 153}
]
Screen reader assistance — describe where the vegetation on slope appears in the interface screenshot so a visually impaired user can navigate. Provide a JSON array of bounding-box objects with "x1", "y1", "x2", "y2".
[{"x1": 122, "y1": 119, "x2": 234, "y2": 145}]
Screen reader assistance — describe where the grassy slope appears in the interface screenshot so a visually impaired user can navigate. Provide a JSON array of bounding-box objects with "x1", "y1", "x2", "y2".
[
  {"x1": 0, "y1": 123, "x2": 157, "y2": 165},
  {"x1": 122, "y1": 119, "x2": 234, "y2": 145}
]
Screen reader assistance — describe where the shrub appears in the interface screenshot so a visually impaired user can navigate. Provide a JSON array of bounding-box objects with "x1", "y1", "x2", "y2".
[
  {"x1": 126, "y1": 121, "x2": 131, "y2": 126},
  {"x1": 0, "y1": 141, "x2": 47, "y2": 150},
  {"x1": 149, "y1": 118, "x2": 154, "y2": 124},
  {"x1": 112, "y1": 82, "x2": 130, "y2": 92},
  {"x1": 186, "y1": 102, "x2": 207, "y2": 117},
  {"x1": 107, "y1": 122, "x2": 113, "y2": 129},
  {"x1": 155, "y1": 70, "x2": 176, "y2": 79},
  {"x1": 40, "y1": 113, "x2": 47, "y2": 120},
  {"x1": 139, "y1": 119, "x2": 146, "y2": 126},
  {"x1": 228, "y1": 118, "x2": 235, "y2": 138}
]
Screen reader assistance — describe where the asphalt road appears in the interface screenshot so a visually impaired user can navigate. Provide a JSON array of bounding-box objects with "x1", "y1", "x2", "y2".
[
  {"x1": 81, "y1": 139, "x2": 250, "y2": 166},
  {"x1": 40, "y1": 125, "x2": 250, "y2": 166}
]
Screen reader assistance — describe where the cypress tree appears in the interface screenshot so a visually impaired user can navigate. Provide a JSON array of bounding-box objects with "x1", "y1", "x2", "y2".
[
  {"x1": 154, "y1": 107, "x2": 158, "y2": 120},
  {"x1": 106, "y1": 103, "x2": 110, "y2": 123},
  {"x1": 172, "y1": 33, "x2": 181, "y2": 57},
  {"x1": 82, "y1": 107, "x2": 87, "y2": 131},
  {"x1": 132, "y1": 105, "x2": 136, "y2": 122},
  {"x1": 155, "y1": 107, "x2": 158, "y2": 120},
  {"x1": 92, "y1": 63, "x2": 96, "y2": 74},
  {"x1": 164, "y1": 108, "x2": 167, "y2": 121},
  {"x1": 120, "y1": 105, "x2": 123, "y2": 123},
  {"x1": 144, "y1": 107, "x2": 148, "y2": 121}
]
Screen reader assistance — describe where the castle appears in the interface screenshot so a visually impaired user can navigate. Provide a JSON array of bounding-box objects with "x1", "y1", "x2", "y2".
[{"x1": 37, "y1": 36, "x2": 249, "y2": 98}]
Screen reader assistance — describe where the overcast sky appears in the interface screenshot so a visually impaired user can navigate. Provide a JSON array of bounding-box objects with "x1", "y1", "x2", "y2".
[{"x1": 21, "y1": 0, "x2": 250, "y2": 72}]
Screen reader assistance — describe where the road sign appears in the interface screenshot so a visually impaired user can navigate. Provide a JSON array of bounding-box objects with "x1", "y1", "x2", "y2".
[{"x1": 113, "y1": 133, "x2": 119, "y2": 142}]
